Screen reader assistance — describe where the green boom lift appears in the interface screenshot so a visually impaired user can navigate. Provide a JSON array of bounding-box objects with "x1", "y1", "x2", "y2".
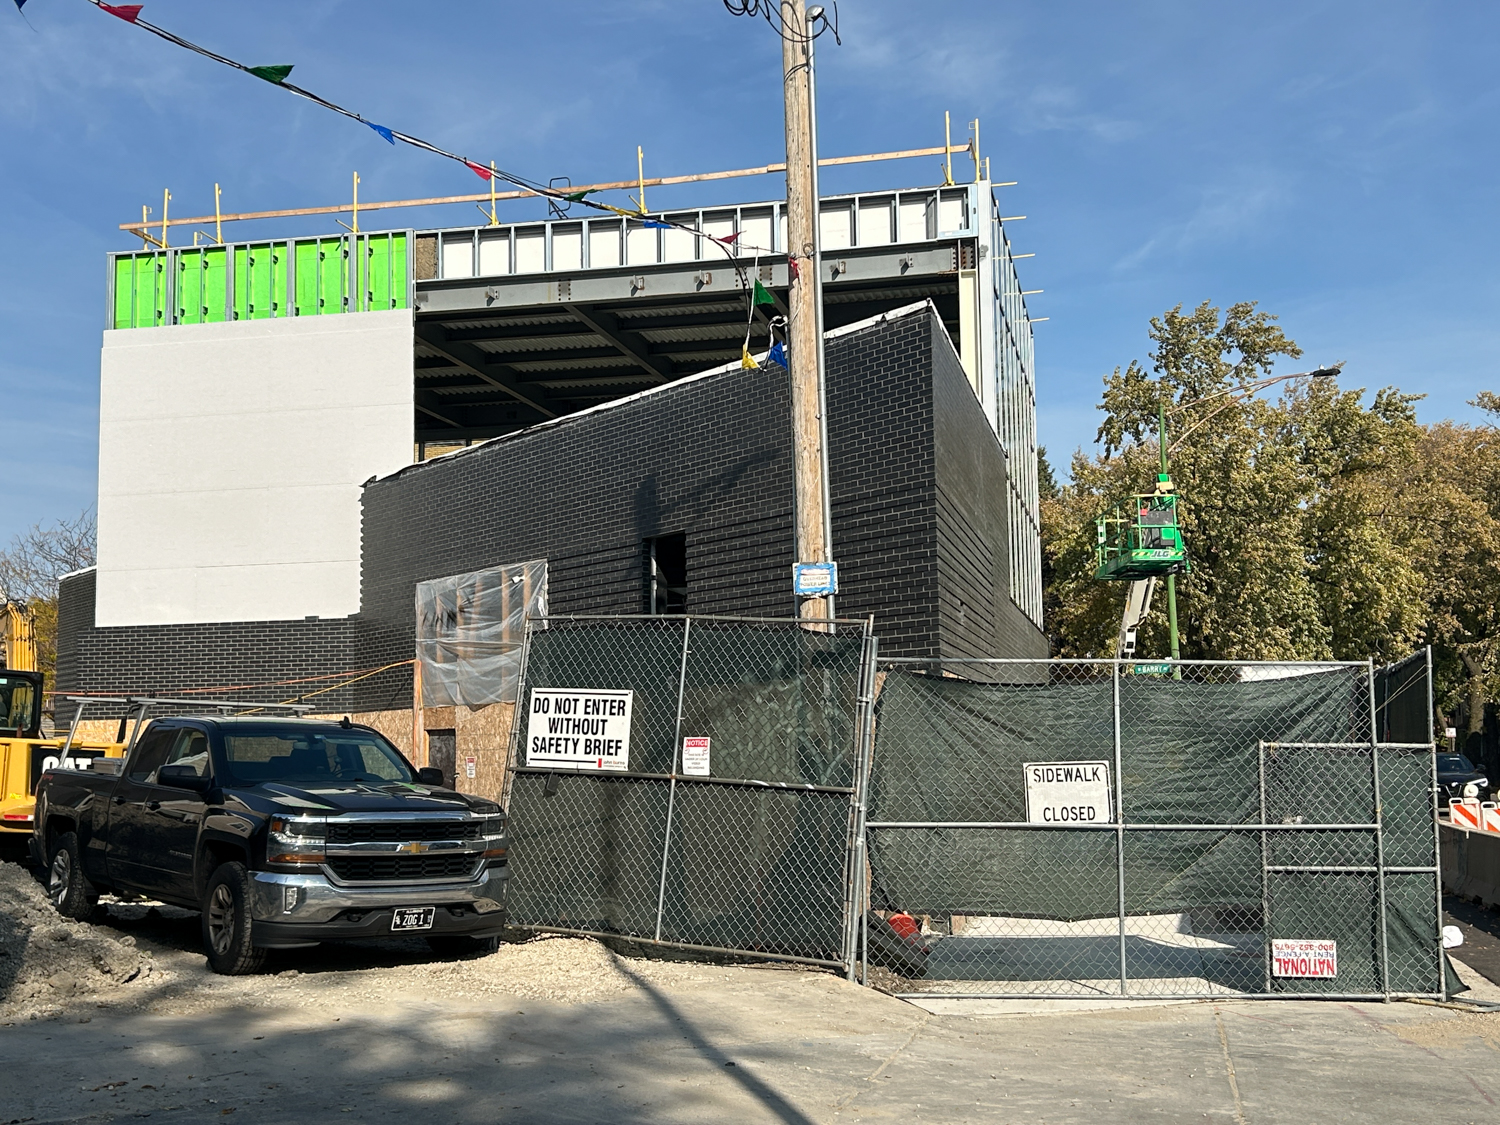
[{"x1": 1094, "y1": 472, "x2": 1189, "y2": 661}]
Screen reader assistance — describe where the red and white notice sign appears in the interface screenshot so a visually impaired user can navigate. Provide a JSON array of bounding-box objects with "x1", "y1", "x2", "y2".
[
  {"x1": 1271, "y1": 939, "x2": 1338, "y2": 978},
  {"x1": 681, "y1": 736, "x2": 711, "y2": 776}
]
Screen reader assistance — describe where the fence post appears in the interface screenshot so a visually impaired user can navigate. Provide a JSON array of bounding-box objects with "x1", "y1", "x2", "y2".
[
  {"x1": 1428, "y1": 645, "x2": 1447, "y2": 1001},
  {"x1": 846, "y1": 625, "x2": 879, "y2": 981},
  {"x1": 1367, "y1": 660, "x2": 1391, "y2": 1000},
  {"x1": 653, "y1": 617, "x2": 692, "y2": 942},
  {"x1": 1114, "y1": 658, "x2": 1127, "y2": 996},
  {"x1": 1259, "y1": 739, "x2": 1272, "y2": 993}
]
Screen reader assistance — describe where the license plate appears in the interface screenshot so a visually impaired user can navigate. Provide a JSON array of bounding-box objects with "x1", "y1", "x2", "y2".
[{"x1": 391, "y1": 906, "x2": 436, "y2": 932}]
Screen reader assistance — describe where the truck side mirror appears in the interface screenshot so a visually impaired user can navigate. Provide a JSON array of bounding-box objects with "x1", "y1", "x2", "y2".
[
  {"x1": 157, "y1": 764, "x2": 213, "y2": 793},
  {"x1": 417, "y1": 767, "x2": 446, "y2": 787}
]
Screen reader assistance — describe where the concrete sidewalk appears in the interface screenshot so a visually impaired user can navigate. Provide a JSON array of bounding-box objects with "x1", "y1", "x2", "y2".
[{"x1": 5, "y1": 960, "x2": 1500, "y2": 1124}]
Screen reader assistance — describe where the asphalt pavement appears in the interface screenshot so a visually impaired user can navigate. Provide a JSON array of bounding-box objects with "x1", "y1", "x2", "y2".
[{"x1": 1445, "y1": 894, "x2": 1500, "y2": 988}]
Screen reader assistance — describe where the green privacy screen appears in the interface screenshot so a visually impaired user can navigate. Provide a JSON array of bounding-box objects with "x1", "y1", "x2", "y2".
[
  {"x1": 503, "y1": 617, "x2": 872, "y2": 965},
  {"x1": 864, "y1": 661, "x2": 1444, "y2": 999},
  {"x1": 109, "y1": 231, "x2": 409, "y2": 329}
]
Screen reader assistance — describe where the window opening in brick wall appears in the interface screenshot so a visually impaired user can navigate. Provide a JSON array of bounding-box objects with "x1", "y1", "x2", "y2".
[{"x1": 645, "y1": 533, "x2": 687, "y2": 615}]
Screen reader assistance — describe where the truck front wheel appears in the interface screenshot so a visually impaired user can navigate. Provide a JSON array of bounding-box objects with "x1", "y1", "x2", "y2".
[
  {"x1": 201, "y1": 862, "x2": 268, "y2": 975},
  {"x1": 47, "y1": 831, "x2": 97, "y2": 921}
]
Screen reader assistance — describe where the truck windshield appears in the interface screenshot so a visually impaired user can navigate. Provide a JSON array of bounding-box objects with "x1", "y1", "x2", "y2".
[
  {"x1": 0, "y1": 675, "x2": 37, "y2": 737},
  {"x1": 219, "y1": 725, "x2": 416, "y2": 786}
]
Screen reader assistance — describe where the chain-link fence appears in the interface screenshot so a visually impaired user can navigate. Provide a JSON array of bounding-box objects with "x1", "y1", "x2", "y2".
[
  {"x1": 503, "y1": 615, "x2": 876, "y2": 968},
  {"x1": 859, "y1": 657, "x2": 1447, "y2": 1000}
]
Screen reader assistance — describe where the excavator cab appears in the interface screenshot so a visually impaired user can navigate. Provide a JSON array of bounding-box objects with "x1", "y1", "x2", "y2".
[
  {"x1": 0, "y1": 670, "x2": 42, "y2": 739},
  {"x1": 1, "y1": 602, "x2": 126, "y2": 835}
]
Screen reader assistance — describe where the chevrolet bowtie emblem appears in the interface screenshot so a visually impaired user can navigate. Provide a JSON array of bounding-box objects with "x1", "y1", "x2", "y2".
[{"x1": 398, "y1": 841, "x2": 430, "y2": 854}]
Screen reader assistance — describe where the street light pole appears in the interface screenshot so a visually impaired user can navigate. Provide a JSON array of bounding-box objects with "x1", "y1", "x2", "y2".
[{"x1": 1158, "y1": 402, "x2": 1182, "y2": 669}]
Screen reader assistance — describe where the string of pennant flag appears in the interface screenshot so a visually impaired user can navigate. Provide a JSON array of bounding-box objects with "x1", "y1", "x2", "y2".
[{"x1": 13, "y1": 0, "x2": 794, "y2": 370}]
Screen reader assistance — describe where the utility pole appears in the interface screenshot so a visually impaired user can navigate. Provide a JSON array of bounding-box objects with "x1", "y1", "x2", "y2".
[{"x1": 781, "y1": 0, "x2": 835, "y2": 626}]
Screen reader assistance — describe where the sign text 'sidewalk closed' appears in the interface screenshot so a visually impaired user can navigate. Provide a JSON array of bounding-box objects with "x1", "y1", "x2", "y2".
[{"x1": 1023, "y1": 760, "x2": 1113, "y2": 825}]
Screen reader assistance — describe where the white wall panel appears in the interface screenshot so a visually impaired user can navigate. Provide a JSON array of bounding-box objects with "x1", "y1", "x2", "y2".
[
  {"x1": 440, "y1": 235, "x2": 473, "y2": 279},
  {"x1": 552, "y1": 226, "x2": 583, "y2": 271},
  {"x1": 96, "y1": 310, "x2": 413, "y2": 626},
  {"x1": 588, "y1": 222, "x2": 621, "y2": 268},
  {"x1": 477, "y1": 232, "x2": 510, "y2": 276},
  {"x1": 515, "y1": 230, "x2": 545, "y2": 273}
]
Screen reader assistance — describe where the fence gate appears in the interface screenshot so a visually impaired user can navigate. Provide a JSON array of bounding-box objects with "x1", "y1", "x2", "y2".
[
  {"x1": 503, "y1": 615, "x2": 876, "y2": 969},
  {"x1": 859, "y1": 657, "x2": 1446, "y2": 1001}
]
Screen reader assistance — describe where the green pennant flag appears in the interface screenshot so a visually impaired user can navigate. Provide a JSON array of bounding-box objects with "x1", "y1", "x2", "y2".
[
  {"x1": 564, "y1": 190, "x2": 593, "y2": 202},
  {"x1": 247, "y1": 64, "x2": 294, "y2": 84},
  {"x1": 753, "y1": 280, "x2": 775, "y2": 307}
]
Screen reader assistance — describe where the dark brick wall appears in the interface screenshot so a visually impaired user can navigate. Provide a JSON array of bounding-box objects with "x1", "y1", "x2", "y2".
[
  {"x1": 56, "y1": 302, "x2": 1046, "y2": 710},
  {"x1": 931, "y1": 327, "x2": 1049, "y2": 661},
  {"x1": 56, "y1": 568, "x2": 369, "y2": 714}
]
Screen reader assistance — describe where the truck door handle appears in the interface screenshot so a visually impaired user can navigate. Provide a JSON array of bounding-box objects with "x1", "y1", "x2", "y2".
[
  {"x1": 112, "y1": 796, "x2": 126, "y2": 805},
  {"x1": 145, "y1": 800, "x2": 161, "y2": 811}
]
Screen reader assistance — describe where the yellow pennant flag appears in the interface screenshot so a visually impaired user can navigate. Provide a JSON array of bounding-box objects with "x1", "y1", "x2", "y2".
[{"x1": 742, "y1": 346, "x2": 759, "y2": 371}]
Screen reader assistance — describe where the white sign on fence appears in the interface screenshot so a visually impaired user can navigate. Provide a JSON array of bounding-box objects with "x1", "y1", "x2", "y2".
[
  {"x1": 681, "y1": 736, "x2": 711, "y2": 776},
  {"x1": 1023, "y1": 761, "x2": 1113, "y2": 825},
  {"x1": 525, "y1": 688, "x2": 634, "y2": 771},
  {"x1": 1271, "y1": 938, "x2": 1338, "y2": 978}
]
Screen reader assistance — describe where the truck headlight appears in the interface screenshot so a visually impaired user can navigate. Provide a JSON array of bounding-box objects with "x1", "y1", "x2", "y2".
[
  {"x1": 268, "y1": 816, "x2": 327, "y2": 865},
  {"x1": 480, "y1": 816, "x2": 507, "y2": 861}
]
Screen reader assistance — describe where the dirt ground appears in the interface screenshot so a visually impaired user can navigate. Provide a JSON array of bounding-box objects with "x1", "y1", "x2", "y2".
[{"x1": 7, "y1": 859, "x2": 1500, "y2": 1123}]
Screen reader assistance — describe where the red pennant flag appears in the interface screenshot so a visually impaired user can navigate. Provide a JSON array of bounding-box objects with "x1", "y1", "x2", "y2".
[
  {"x1": 465, "y1": 160, "x2": 492, "y2": 181},
  {"x1": 100, "y1": 3, "x2": 143, "y2": 20},
  {"x1": 718, "y1": 231, "x2": 742, "y2": 244},
  {"x1": 788, "y1": 256, "x2": 800, "y2": 282}
]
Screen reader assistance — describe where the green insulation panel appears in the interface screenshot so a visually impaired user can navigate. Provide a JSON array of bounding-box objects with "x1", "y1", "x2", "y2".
[
  {"x1": 110, "y1": 231, "x2": 408, "y2": 329},
  {"x1": 233, "y1": 242, "x2": 286, "y2": 321},
  {"x1": 175, "y1": 247, "x2": 227, "y2": 325},
  {"x1": 362, "y1": 232, "x2": 408, "y2": 311},
  {"x1": 111, "y1": 253, "x2": 168, "y2": 329}
]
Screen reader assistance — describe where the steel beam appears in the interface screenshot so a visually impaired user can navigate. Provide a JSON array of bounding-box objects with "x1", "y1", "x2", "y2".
[
  {"x1": 413, "y1": 324, "x2": 558, "y2": 418},
  {"x1": 413, "y1": 242, "x2": 960, "y2": 317},
  {"x1": 564, "y1": 304, "x2": 672, "y2": 384}
]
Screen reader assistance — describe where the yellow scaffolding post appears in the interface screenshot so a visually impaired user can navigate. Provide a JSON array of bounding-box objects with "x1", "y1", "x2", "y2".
[{"x1": 943, "y1": 112, "x2": 954, "y2": 186}]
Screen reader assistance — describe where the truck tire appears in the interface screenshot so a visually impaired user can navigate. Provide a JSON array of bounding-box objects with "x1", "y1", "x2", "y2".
[
  {"x1": 201, "y1": 862, "x2": 267, "y2": 976},
  {"x1": 46, "y1": 831, "x2": 97, "y2": 921},
  {"x1": 426, "y1": 934, "x2": 501, "y2": 957}
]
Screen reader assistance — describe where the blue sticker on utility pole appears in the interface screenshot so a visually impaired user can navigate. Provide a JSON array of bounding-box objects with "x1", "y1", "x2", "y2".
[{"x1": 793, "y1": 562, "x2": 838, "y2": 597}]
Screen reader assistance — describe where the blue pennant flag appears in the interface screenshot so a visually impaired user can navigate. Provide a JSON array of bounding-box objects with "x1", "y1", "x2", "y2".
[
  {"x1": 13, "y1": 0, "x2": 27, "y2": 9},
  {"x1": 366, "y1": 121, "x2": 395, "y2": 145},
  {"x1": 642, "y1": 220, "x2": 672, "y2": 229},
  {"x1": 768, "y1": 341, "x2": 787, "y2": 368}
]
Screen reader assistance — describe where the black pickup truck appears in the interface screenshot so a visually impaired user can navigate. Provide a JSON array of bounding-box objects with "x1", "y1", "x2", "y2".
[{"x1": 31, "y1": 715, "x2": 508, "y2": 974}]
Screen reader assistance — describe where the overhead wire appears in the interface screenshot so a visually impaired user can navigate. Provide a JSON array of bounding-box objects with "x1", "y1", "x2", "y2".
[{"x1": 76, "y1": 0, "x2": 785, "y2": 269}]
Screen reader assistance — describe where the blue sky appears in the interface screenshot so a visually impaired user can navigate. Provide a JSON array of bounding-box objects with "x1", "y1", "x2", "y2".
[{"x1": 2, "y1": 1, "x2": 1496, "y2": 544}]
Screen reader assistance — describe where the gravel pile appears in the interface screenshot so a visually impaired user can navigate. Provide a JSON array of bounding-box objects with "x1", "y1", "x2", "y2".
[{"x1": 0, "y1": 861, "x2": 158, "y2": 1020}]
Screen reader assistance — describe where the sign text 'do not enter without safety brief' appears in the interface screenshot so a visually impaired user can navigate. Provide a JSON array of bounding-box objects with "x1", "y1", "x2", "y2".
[{"x1": 526, "y1": 688, "x2": 634, "y2": 771}]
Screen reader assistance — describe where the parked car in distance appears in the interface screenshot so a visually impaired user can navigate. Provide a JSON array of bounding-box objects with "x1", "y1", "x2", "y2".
[
  {"x1": 1437, "y1": 752, "x2": 1490, "y2": 807},
  {"x1": 31, "y1": 716, "x2": 507, "y2": 974}
]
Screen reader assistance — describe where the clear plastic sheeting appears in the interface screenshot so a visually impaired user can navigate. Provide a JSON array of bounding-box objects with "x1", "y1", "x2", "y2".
[{"x1": 416, "y1": 560, "x2": 547, "y2": 707}]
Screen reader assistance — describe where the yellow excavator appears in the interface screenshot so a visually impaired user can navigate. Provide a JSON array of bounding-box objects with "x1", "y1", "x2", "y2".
[{"x1": 0, "y1": 602, "x2": 125, "y2": 838}]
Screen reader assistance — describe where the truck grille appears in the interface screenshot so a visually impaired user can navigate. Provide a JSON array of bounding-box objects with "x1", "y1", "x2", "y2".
[
  {"x1": 326, "y1": 820, "x2": 481, "y2": 844},
  {"x1": 326, "y1": 854, "x2": 480, "y2": 882}
]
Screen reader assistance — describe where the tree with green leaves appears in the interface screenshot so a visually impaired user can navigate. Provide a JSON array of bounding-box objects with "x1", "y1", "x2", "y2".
[{"x1": 1043, "y1": 301, "x2": 1429, "y2": 665}]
